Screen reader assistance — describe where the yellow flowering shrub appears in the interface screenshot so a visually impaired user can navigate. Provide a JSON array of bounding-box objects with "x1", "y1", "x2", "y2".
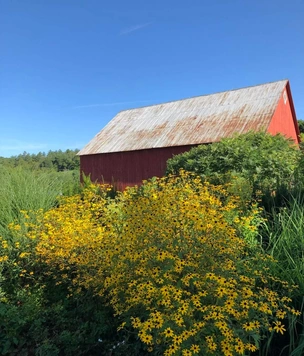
[
  {"x1": 30, "y1": 172, "x2": 297, "y2": 355},
  {"x1": 33, "y1": 185, "x2": 114, "y2": 289}
]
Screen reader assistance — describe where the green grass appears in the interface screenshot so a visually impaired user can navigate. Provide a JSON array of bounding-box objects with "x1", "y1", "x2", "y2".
[
  {"x1": 264, "y1": 194, "x2": 304, "y2": 295},
  {"x1": 261, "y1": 193, "x2": 304, "y2": 356},
  {"x1": 0, "y1": 166, "x2": 80, "y2": 237}
]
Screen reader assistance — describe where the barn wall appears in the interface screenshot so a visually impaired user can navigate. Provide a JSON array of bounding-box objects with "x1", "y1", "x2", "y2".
[
  {"x1": 80, "y1": 145, "x2": 196, "y2": 190},
  {"x1": 267, "y1": 86, "x2": 299, "y2": 144}
]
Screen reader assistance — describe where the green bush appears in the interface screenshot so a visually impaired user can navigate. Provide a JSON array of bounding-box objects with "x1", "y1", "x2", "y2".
[
  {"x1": 0, "y1": 218, "x2": 117, "y2": 356},
  {"x1": 0, "y1": 282, "x2": 116, "y2": 355},
  {"x1": 166, "y1": 132, "x2": 300, "y2": 199},
  {"x1": 28, "y1": 173, "x2": 297, "y2": 356}
]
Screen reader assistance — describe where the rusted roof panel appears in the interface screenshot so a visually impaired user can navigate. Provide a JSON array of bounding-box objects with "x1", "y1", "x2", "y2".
[{"x1": 78, "y1": 80, "x2": 287, "y2": 155}]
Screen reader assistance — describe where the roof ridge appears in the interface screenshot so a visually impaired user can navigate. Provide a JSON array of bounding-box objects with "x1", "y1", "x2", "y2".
[{"x1": 118, "y1": 79, "x2": 288, "y2": 113}]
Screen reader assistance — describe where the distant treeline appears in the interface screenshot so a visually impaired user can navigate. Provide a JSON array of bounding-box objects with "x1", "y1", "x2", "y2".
[{"x1": 0, "y1": 149, "x2": 80, "y2": 172}]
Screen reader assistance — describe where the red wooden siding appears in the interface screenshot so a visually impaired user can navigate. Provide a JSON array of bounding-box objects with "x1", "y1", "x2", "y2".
[
  {"x1": 267, "y1": 84, "x2": 300, "y2": 144},
  {"x1": 80, "y1": 145, "x2": 196, "y2": 190}
]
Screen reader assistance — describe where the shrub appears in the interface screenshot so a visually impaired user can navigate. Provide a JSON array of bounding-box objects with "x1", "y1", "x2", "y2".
[
  {"x1": 166, "y1": 132, "x2": 300, "y2": 199},
  {"x1": 31, "y1": 172, "x2": 297, "y2": 355},
  {"x1": 0, "y1": 192, "x2": 116, "y2": 355}
]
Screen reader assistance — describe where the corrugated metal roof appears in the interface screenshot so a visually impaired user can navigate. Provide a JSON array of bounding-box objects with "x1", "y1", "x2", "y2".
[{"x1": 78, "y1": 80, "x2": 288, "y2": 155}]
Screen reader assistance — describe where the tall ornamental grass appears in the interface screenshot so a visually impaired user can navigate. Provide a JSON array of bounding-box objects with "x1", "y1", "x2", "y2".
[
  {"x1": 0, "y1": 167, "x2": 80, "y2": 237},
  {"x1": 260, "y1": 194, "x2": 304, "y2": 356}
]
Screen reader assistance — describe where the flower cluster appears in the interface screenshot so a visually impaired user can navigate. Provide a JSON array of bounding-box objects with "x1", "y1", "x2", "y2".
[
  {"x1": 11, "y1": 171, "x2": 298, "y2": 355},
  {"x1": 98, "y1": 173, "x2": 296, "y2": 355}
]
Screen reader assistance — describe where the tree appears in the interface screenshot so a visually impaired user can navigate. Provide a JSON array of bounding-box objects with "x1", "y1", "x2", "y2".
[
  {"x1": 297, "y1": 120, "x2": 304, "y2": 134},
  {"x1": 0, "y1": 149, "x2": 80, "y2": 172}
]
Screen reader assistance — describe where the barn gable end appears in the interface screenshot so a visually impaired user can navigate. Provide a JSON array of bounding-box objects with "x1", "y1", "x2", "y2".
[{"x1": 267, "y1": 82, "x2": 300, "y2": 143}]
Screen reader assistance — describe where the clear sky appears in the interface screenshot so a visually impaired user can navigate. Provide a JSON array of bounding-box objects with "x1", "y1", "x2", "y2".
[{"x1": 1, "y1": 0, "x2": 303, "y2": 157}]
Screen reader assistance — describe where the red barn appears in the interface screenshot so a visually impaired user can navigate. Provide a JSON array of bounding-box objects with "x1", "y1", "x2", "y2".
[{"x1": 78, "y1": 80, "x2": 299, "y2": 190}]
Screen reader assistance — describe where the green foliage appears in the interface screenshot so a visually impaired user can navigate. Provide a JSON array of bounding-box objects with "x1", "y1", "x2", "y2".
[
  {"x1": 0, "y1": 214, "x2": 119, "y2": 356},
  {"x1": 260, "y1": 193, "x2": 304, "y2": 356},
  {"x1": 0, "y1": 148, "x2": 81, "y2": 238},
  {"x1": 0, "y1": 167, "x2": 80, "y2": 237},
  {"x1": 166, "y1": 132, "x2": 300, "y2": 197},
  {"x1": 297, "y1": 120, "x2": 304, "y2": 134},
  {"x1": 0, "y1": 149, "x2": 80, "y2": 172},
  {"x1": 299, "y1": 133, "x2": 304, "y2": 151},
  {"x1": 0, "y1": 278, "x2": 117, "y2": 355},
  {"x1": 20, "y1": 173, "x2": 296, "y2": 356}
]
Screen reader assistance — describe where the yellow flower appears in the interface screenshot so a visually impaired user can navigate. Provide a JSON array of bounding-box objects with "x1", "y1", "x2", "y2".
[
  {"x1": 245, "y1": 343, "x2": 257, "y2": 352},
  {"x1": 190, "y1": 344, "x2": 200, "y2": 354},
  {"x1": 0, "y1": 256, "x2": 8, "y2": 263},
  {"x1": 163, "y1": 328, "x2": 174, "y2": 338},
  {"x1": 234, "y1": 339, "x2": 245, "y2": 354},
  {"x1": 242, "y1": 322, "x2": 256, "y2": 331},
  {"x1": 25, "y1": 172, "x2": 296, "y2": 356},
  {"x1": 140, "y1": 333, "x2": 153, "y2": 345},
  {"x1": 276, "y1": 309, "x2": 286, "y2": 319},
  {"x1": 273, "y1": 321, "x2": 286, "y2": 335}
]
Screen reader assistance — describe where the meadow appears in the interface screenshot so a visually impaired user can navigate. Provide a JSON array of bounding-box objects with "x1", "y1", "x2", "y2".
[{"x1": 0, "y1": 134, "x2": 303, "y2": 356}]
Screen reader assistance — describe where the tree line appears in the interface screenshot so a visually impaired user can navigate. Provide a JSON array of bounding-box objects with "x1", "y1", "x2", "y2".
[{"x1": 0, "y1": 149, "x2": 80, "y2": 172}]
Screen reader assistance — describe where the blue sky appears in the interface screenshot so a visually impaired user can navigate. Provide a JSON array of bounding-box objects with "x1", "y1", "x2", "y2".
[{"x1": 1, "y1": 0, "x2": 303, "y2": 157}]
